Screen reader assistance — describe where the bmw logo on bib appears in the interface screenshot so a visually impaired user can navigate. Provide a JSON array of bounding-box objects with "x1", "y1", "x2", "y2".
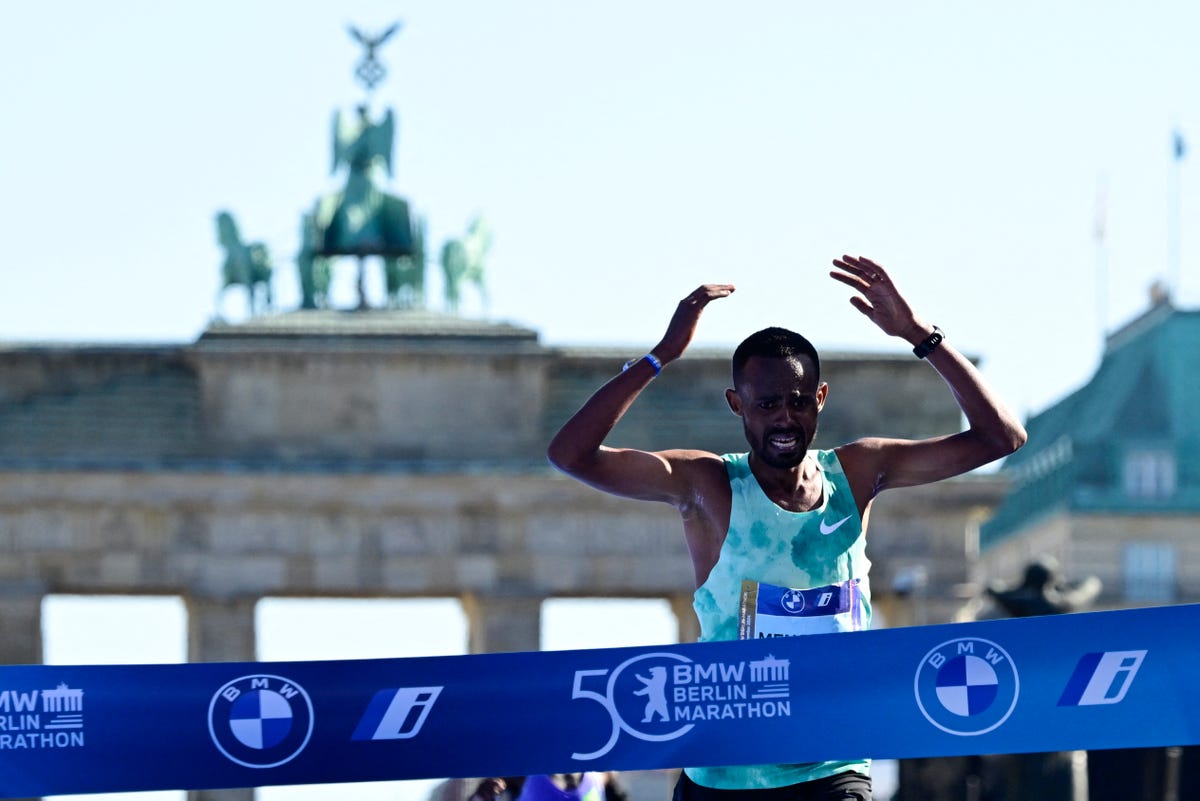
[
  {"x1": 914, "y1": 637, "x2": 1019, "y2": 736},
  {"x1": 208, "y1": 674, "x2": 315, "y2": 768}
]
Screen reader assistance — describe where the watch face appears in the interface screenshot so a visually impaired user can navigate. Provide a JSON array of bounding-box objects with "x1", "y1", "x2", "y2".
[{"x1": 914, "y1": 329, "x2": 944, "y2": 357}]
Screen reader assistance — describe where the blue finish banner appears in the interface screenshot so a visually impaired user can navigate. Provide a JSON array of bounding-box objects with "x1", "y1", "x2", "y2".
[{"x1": 1, "y1": 604, "x2": 1198, "y2": 797}]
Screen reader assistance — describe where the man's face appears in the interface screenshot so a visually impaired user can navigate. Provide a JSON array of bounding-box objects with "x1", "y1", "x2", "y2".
[{"x1": 726, "y1": 355, "x2": 827, "y2": 470}]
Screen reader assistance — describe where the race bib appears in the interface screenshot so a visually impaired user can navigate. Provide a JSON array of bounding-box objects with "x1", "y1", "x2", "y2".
[{"x1": 738, "y1": 578, "x2": 863, "y2": 639}]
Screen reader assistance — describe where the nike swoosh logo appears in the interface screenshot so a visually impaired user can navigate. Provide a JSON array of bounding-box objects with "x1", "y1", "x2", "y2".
[{"x1": 819, "y1": 515, "x2": 852, "y2": 535}]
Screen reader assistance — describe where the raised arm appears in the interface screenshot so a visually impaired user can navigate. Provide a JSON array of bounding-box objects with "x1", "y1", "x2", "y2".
[
  {"x1": 829, "y1": 256, "x2": 1027, "y2": 497},
  {"x1": 546, "y1": 284, "x2": 735, "y2": 505}
]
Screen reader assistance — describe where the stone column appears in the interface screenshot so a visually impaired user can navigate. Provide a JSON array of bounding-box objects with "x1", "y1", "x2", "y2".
[
  {"x1": 186, "y1": 595, "x2": 258, "y2": 801},
  {"x1": 461, "y1": 593, "x2": 542, "y2": 654},
  {"x1": 670, "y1": 592, "x2": 701, "y2": 644},
  {"x1": 0, "y1": 583, "x2": 44, "y2": 664},
  {"x1": 191, "y1": 785, "x2": 254, "y2": 801},
  {"x1": 185, "y1": 595, "x2": 258, "y2": 663},
  {"x1": 0, "y1": 593, "x2": 41, "y2": 801}
]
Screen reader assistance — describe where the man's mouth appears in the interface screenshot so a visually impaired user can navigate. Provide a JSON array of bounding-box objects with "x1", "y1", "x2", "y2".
[{"x1": 767, "y1": 432, "x2": 800, "y2": 450}]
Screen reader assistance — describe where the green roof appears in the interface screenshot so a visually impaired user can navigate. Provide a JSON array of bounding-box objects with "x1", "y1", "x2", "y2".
[{"x1": 982, "y1": 302, "x2": 1200, "y2": 546}]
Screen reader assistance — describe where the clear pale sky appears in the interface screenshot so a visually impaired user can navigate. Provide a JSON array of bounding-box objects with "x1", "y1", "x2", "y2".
[
  {"x1": 5, "y1": 5, "x2": 1196, "y2": 797},
  {"x1": 3, "y1": 1, "x2": 1199, "y2": 420}
]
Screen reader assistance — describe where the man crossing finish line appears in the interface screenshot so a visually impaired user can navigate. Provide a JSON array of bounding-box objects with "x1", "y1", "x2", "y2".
[{"x1": 547, "y1": 256, "x2": 1027, "y2": 801}]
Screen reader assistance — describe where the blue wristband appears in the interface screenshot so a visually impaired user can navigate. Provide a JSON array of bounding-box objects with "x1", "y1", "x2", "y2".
[{"x1": 622, "y1": 353, "x2": 663, "y2": 376}]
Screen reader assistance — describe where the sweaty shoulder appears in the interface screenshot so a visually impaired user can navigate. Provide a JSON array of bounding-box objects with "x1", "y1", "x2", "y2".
[
  {"x1": 659, "y1": 449, "x2": 728, "y2": 493},
  {"x1": 832, "y1": 439, "x2": 887, "y2": 515}
]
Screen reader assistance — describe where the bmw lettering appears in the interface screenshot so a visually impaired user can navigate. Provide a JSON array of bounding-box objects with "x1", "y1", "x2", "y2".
[
  {"x1": 208, "y1": 674, "x2": 314, "y2": 768},
  {"x1": 571, "y1": 650, "x2": 793, "y2": 760},
  {"x1": 914, "y1": 637, "x2": 1019, "y2": 736},
  {"x1": 0, "y1": 683, "x2": 86, "y2": 751}
]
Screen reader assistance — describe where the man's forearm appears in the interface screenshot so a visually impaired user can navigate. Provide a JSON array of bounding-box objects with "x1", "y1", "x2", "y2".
[
  {"x1": 546, "y1": 357, "x2": 660, "y2": 474},
  {"x1": 923, "y1": 339, "x2": 1027, "y2": 457}
]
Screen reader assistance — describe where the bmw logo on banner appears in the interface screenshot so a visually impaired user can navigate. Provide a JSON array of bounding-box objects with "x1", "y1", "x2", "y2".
[
  {"x1": 914, "y1": 637, "x2": 1019, "y2": 736},
  {"x1": 208, "y1": 674, "x2": 315, "y2": 768}
]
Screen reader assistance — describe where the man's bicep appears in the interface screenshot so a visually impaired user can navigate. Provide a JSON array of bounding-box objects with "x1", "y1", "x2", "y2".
[
  {"x1": 559, "y1": 447, "x2": 707, "y2": 506},
  {"x1": 863, "y1": 432, "x2": 1010, "y2": 491}
]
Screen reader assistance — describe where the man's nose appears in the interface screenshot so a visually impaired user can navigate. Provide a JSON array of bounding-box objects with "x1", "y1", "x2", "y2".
[{"x1": 773, "y1": 406, "x2": 798, "y2": 426}]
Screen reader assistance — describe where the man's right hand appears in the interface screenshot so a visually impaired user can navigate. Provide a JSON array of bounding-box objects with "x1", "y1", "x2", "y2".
[{"x1": 653, "y1": 284, "x2": 736, "y2": 363}]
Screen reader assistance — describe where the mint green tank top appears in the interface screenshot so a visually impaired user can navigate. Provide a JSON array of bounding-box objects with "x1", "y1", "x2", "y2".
[{"x1": 685, "y1": 450, "x2": 871, "y2": 790}]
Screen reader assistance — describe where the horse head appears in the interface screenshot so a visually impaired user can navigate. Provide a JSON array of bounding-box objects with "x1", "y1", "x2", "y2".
[{"x1": 215, "y1": 211, "x2": 242, "y2": 250}]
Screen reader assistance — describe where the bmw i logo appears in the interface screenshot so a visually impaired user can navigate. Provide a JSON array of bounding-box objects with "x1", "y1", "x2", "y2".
[
  {"x1": 208, "y1": 674, "x2": 315, "y2": 768},
  {"x1": 914, "y1": 637, "x2": 1019, "y2": 736}
]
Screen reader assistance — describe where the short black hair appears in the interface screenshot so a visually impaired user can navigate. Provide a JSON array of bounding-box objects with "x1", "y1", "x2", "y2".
[{"x1": 731, "y1": 327, "x2": 821, "y2": 387}]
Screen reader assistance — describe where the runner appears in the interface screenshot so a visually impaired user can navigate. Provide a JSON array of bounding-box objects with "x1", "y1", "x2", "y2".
[{"x1": 547, "y1": 255, "x2": 1027, "y2": 800}]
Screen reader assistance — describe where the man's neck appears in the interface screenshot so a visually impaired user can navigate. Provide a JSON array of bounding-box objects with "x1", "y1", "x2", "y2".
[{"x1": 749, "y1": 452, "x2": 824, "y2": 512}]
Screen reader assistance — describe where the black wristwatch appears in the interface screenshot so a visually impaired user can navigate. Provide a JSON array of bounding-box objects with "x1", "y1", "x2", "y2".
[{"x1": 912, "y1": 326, "x2": 944, "y2": 359}]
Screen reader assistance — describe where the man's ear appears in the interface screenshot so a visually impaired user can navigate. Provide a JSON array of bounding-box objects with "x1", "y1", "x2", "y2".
[
  {"x1": 725, "y1": 387, "x2": 742, "y2": 416},
  {"x1": 816, "y1": 382, "x2": 829, "y2": 412}
]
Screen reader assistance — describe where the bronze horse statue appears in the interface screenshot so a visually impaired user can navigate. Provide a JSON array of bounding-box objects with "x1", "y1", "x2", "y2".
[
  {"x1": 440, "y1": 215, "x2": 492, "y2": 313},
  {"x1": 298, "y1": 207, "x2": 424, "y2": 310},
  {"x1": 215, "y1": 210, "x2": 273, "y2": 316}
]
